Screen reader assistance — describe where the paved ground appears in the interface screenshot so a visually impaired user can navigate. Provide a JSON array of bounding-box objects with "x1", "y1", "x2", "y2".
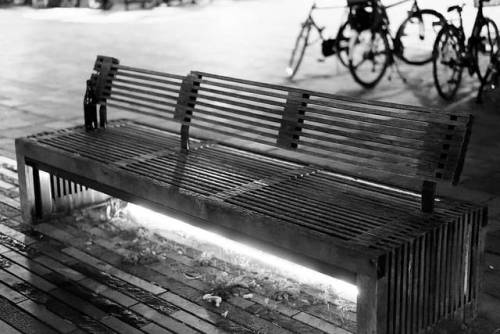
[
  {"x1": 0, "y1": 157, "x2": 361, "y2": 334},
  {"x1": 0, "y1": 0, "x2": 500, "y2": 332}
]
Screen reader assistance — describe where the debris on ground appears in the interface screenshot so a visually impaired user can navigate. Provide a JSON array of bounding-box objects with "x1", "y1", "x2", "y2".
[
  {"x1": 202, "y1": 293, "x2": 222, "y2": 307},
  {"x1": 51, "y1": 200, "x2": 357, "y2": 331}
]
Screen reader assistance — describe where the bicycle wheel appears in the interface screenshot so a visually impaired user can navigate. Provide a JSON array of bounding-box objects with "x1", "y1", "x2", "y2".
[
  {"x1": 286, "y1": 22, "x2": 311, "y2": 79},
  {"x1": 335, "y1": 21, "x2": 354, "y2": 67},
  {"x1": 395, "y1": 9, "x2": 444, "y2": 65},
  {"x1": 432, "y1": 25, "x2": 463, "y2": 100},
  {"x1": 472, "y1": 18, "x2": 499, "y2": 82},
  {"x1": 348, "y1": 29, "x2": 390, "y2": 88}
]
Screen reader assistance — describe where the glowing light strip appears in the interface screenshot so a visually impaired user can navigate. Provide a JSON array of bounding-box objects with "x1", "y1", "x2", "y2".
[{"x1": 128, "y1": 203, "x2": 358, "y2": 301}]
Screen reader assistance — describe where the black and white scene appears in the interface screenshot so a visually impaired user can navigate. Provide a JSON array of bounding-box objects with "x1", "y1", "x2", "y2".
[{"x1": 0, "y1": 0, "x2": 500, "y2": 333}]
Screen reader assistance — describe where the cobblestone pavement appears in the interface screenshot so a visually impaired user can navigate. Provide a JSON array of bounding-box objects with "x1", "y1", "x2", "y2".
[{"x1": 1, "y1": 0, "x2": 500, "y2": 332}]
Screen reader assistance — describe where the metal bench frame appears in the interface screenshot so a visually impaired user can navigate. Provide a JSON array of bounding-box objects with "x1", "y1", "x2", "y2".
[{"x1": 15, "y1": 55, "x2": 488, "y2": 334}]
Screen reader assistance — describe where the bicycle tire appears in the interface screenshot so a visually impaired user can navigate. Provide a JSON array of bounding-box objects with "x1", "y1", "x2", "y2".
[
  {"x1": 286, "y1": 22, "x2": 311, "y2": 80},
  {"x1": 395, "y1": 9, "x2": 445, "y2": 65},
  {"x1": 348, "y1": 29, "x2": 390, "y2": 89},
  {"x1": 432, "y1": 25, "x2": 464, "y2": 100},
  {"x1": 472, "y1": 18, "x2": 500, "y2": 83},
  {"x1": 335, "y1": 21, "x2": 353, "y2": 67}
]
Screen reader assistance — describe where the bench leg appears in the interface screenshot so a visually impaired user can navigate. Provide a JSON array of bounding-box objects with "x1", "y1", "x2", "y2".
[
  {"x1": 16, "y1": 149, "x2": 39, "y2": 224},
  {"x1": 356, "y1": 271, "x2": 388, "y2": 334}
]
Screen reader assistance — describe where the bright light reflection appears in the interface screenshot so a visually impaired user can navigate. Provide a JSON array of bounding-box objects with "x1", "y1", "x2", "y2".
[{"x1": 128, "y1": 203, "x2": 358, "y2": 301}]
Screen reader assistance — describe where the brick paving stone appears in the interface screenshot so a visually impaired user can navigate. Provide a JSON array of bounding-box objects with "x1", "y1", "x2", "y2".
[
  {"x1": 53, "y1": 223, "x2": 297, "y2": 334},
  {"x1": 0, "y1": 319, "x2": 23, "y2": 334},
  {"x1": 4, "y1": 263, "x2": 57, "y2": 292},
  {"x1": 0, "y1": 157, "x2": 16, "y2": 167},
  {"x1": 160, "y1": 291, "x2": 223, "y2": 325},
  {"x1": 0, "y1": 225, "x2": 36, "y2": 246},
  {"x1": 50, "y1": 288, "x2": 109, "y2": 321},
  {"x1": 0, "y1": 282, "x2": 28, "y2": 304},
  {"x1": 18, "y1": 299, "x2": 78, "y2": 334},
  {"x1": 101, "y1": 315, "x2": 145, "y2": 334},
  {"x1": 293, "y1": 312, "x2": 352, "y2": 334},
  {"x1": 33, "y1": 255, "x2": 87, "y2": 282},
  {"x1": 79, "y1": 277, "x2": 138, "y2": 308},
  {"x1": 0, "y1": 194, "x2": 20, "y2": 210},
  {"x1": 141, "y1": 322, "x2": 175, "y2": 334},
  {"x1": 4, "y1": 251, "x2": 54, "y2": 277},
  {"x1": 0, "y1": 202, "x2": 21, "y2": 218},
  {"x1": 226, "y1": 295, "x2": 254, "y2": 309},
  {"x1": 0, "y1": 179, "x2": 14, "y2": 190},
  {"x1": 250, "y1": 294, "x2": 299, "y2": 317},
  {"x1": 0, "y1": 296, "x2": 58, "y2": 334},
  {"x1": 0, "y1": 167, "x2": 18, "y2": 182},
  {"x1": 170, "y1": 310, "x2": 230, "y2": 334},
  {"x1": 62, "y1": 246, "x2": 166, "y2": 295},
  {"x1": 0, "y1": 244, "x2": 11, "y2": 254},
  {"x1": 131, "y1": 303, "x2": 199, "y2": 334}
]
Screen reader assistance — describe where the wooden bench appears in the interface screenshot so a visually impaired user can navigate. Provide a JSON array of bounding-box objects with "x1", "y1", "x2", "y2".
[{"x1": 15, "y1": 55, "x2": 487, "y2": 334}]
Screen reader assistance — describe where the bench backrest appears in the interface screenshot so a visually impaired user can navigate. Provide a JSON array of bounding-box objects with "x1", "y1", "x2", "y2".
[
  {"x1": 85, "y1": 56, "x2": 185, "y2": 129},
  {"x1": 86, "y1": 56, "x2": 473, "y2": 196}
]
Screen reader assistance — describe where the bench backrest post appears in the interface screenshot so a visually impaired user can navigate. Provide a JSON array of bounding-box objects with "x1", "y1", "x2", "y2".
[
  {"x1": 90, "y1": 56, "x2": 119, "y2": 130},
  {"x1": 277, "y1": 91, "x2": 309, "y2": 149},
  {"x1": 421, "y1": 180, "x2": 437, "y2": 213},
  {"x1": 175, "y1": 73, "x2": 200, "y2": 152},
  {"x1": 84, "y1": 76, "x2": 98, "y2": 130}
]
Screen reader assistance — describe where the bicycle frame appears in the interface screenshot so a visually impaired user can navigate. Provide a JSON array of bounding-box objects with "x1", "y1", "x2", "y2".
[
  {"x1": 304, "y1": 2, "x2": 345, "y2": 42},
  {"x1": 447, "y1": 0, "x2": 492, "y2": 72}
]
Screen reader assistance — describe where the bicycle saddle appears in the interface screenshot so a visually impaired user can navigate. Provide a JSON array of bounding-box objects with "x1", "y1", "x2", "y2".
[{"x1": 447, "y1": 4, "x2": 464, "y2": 13}]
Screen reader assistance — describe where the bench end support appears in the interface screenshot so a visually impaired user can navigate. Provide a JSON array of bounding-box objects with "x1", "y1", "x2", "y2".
[{"x1": 421, "y1": 180, "x2": 437, "y2": 213}]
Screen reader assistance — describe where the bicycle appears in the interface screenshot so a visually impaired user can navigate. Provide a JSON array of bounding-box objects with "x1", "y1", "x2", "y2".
[
  {"x1": 477, "y1": 44, "x2": 500, "y2": 102},
  {"x1": 432, "y1": 0, "x2": 500, "y2": 100},
  {"x1": 347, "y1": 0, "x2": 445, "y2": 88},
  {"x1": 286, "y1": 2, "x2": 354, "y2": 80}
]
